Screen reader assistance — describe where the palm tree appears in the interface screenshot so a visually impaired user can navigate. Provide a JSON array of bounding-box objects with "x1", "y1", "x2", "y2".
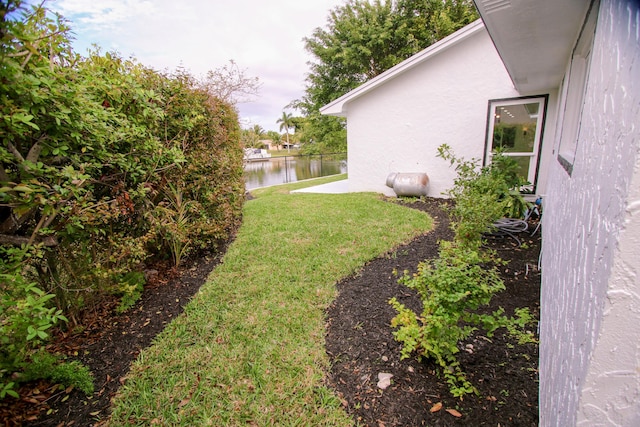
[
  {"x1": 252, "y1": 124, "x2": 265, "y2": 138},
  {"x1": 276, "y1": 111, "x2": 294, "y2": 152}
]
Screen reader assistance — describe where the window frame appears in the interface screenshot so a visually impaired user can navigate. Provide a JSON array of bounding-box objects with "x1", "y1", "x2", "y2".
[
  {"x1": 483, "y1": 94, "x2": 549, "y2": 194},
  {"x1": 555, "y1": 0, "x2": 598, "y2": 175}
]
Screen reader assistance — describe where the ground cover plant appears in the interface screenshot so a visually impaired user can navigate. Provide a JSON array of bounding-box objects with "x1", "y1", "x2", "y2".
[{"x1": 327, "y1": 197, "x2": 540, "y2": 426}]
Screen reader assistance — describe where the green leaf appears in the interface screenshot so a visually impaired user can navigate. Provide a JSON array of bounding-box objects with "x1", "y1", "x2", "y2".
[{"x1": 13, "y1": 185, "x2": 35, "y2": 193}]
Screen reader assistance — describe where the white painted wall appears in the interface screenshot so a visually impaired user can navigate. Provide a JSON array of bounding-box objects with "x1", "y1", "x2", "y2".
[
  {"x1": 343, "y1": 28, "x2": 521, "y2": 197},
  {"x1": 540, "y1": 0, "x2": 640, "y2": 425}
]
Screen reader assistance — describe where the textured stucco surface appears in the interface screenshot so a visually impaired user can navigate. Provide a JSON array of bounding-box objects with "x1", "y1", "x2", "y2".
[
  {"x1": 540, "y1": 0, "x2": 640, "y2": 425},
  {"x1": 343, "y1": 28, "x2": 522, "y2": 197}
]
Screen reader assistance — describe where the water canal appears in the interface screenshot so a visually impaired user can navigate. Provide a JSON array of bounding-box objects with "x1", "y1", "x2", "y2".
[{"x1": 244, "y1": 153, "x2": 347, "y2": 190}]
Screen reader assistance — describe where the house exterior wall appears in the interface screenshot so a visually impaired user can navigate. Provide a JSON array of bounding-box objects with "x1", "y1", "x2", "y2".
[
  {"x1": 344, "y1": 29, "x2": 521, "y2": 197},
  {"x1": 540, "y1": 0, "x2": 640, "y2": 425}
]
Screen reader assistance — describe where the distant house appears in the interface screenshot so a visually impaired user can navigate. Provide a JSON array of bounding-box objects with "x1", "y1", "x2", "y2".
[
  {"x1": 259, "y1": 139, "x2": 276, "y2": 150},
  {"x1": 321, "y1": 19, "x2": 555, "y2": 198},
  {"x1": 322, "y1": 0, "x2": 640, "y2": 424}
]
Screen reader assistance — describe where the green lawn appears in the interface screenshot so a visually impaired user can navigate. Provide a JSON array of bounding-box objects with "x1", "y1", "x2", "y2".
[{"x1": 108, "y1": 176, "x2": 433, "y2": 426}]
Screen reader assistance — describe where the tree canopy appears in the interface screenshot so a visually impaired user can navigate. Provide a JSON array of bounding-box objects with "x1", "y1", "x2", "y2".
[{"x1": 296, "y1": 0, "x2": 478, "y2": 153}]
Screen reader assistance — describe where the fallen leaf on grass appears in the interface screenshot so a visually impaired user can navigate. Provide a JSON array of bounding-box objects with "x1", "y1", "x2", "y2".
[
  {"x1": 446, "y1": 408, "x2": 462, "y2": 417},
  {"x1": 178, "y1": 398, "x2": 190, "y2": 408},
  {"x1": 430, "y1": 402, "x2": 443, "y2": 413}
]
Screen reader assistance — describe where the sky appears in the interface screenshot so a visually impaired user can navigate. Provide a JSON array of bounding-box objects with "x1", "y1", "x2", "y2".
[{"x1": 46, "y1": 0, "x2": 346, "y2": 133}]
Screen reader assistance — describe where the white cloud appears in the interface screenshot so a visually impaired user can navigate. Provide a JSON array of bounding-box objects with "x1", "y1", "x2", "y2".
[{"x1": 48, "y1": 0, "x2": 345, "y2": 132}]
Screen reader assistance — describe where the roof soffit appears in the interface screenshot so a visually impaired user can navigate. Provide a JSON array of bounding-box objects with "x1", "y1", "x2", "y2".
[{"x1": 473, "y1": 0, "x2": 593, "y2": 92}]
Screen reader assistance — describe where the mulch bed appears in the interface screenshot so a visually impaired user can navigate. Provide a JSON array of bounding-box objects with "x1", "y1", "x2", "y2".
[
  {"x1": 326, "y1": 197, "x2": 540, "y2": 426},
  {"x1": 0, "y1": 197, "x2": 540, "y2": 426}
]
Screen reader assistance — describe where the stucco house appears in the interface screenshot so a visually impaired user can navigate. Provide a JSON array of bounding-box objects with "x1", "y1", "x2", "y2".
[
  {"x1": 321, "y1": 19, "x2": 555, "y2": 198},
  {"x1": 322, "y1": 0, "x2": 640, "y2": 424}
]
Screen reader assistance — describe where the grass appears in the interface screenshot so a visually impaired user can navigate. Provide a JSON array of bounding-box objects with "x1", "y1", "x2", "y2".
[
  {"x1": 107, "y1": 176, "x2": 433, "y2": 426},
  {"x1": 268, "y1": 148, "x2": 301, "y2": 157}
]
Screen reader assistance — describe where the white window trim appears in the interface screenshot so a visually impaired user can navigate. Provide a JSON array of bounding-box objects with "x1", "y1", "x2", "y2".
[
  {"x1": 555, "y1": 0, "x2": 598, "y2": 175},
  {"x1": 484, "y1": 95, "x2": 548, "y2": 193}
]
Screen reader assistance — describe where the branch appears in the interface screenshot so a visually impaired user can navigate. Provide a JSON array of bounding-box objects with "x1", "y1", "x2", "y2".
[
  {"x1": 0, "y1": 206, "x2": 36, "y2": 234},
  {"x1": 0, "y1": 233, "x2": 58, "y2": 247},
  {"x1": 26, "y1": 134, "x2": 47, "y2": 163},
  {"x1": 6, "y1": 141, "x2": 25, "y2": 163},
  {"x1": 28, "y1": 208, "x2": 58, "y2": 246}
]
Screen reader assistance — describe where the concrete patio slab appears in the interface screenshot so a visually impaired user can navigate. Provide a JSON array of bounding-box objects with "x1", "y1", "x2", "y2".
[{"x1": 291, "y1": 179, "x2": 349, "y2": 194}]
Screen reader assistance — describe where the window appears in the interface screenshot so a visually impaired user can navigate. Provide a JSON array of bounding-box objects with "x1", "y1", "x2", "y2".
[
  {"x1": 555, "y1": 0, "x2": 598, "y2": 174},
  {"x1": 484, "y1": 96, "x2": 548, "y2": 193}
]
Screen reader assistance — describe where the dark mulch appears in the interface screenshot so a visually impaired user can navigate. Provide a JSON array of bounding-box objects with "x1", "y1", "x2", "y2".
[
  {"x1": 0, "y1": 251, "x2": 228, "y2": 427},
  {"x1": 0, "y1": 197, "x2": 540, "y2": 426},
  {"x1": 326, "y1": 197, "x2": 540, "y2": 426}
]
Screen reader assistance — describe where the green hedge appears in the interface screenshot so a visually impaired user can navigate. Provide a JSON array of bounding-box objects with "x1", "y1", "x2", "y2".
[{"x1": 0, "y1": 1, "x2": 244, "y2": 397}]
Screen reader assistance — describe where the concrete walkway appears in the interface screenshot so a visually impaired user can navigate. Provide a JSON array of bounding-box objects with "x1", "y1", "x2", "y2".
[{"x1": 291, "y1": 179, "x2": 349, "y2": 194}]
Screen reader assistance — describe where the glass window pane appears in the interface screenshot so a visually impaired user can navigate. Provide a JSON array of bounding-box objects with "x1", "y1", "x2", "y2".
[
  {"x1": 492, "y1": 102, "x2": 539, "y2": 153},
  {"x1": 485, "y1": 96, "x2": 547, "y2": 193},
  {"x1": 507, "y1": 155, "x2": 532, "y2": 183}
]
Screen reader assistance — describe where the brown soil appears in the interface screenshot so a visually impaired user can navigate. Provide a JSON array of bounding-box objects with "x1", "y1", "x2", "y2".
[{"x1": 0, "y1": 197, "x2": 540, "y2": 426}]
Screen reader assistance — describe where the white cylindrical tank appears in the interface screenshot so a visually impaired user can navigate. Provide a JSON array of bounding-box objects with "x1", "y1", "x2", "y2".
[{"x1": 386, "y1": 172, "x2": 429, "y2": 197}]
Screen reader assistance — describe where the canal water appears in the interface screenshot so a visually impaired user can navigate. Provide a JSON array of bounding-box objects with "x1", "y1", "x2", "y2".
[{"x1": 244, "y1": 153, "x2": 347, "y2": 190}]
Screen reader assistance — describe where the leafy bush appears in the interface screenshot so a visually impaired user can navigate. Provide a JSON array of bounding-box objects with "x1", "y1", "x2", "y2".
[
  {"x1": 437, "y1": 144, "x2": 531, "y2": 247},
  {"x1": 0, "y1": 245, "x2": 69, "y2": 398},
  {"x1": 0, "y1": 1, "x2": 244, "y2": 398},
  {"x1": 389, "y1": 242, "x2": 507, "y2": 396},
  {"x1": 390, "y1": 145, "x2": 535, "y2": 397}
]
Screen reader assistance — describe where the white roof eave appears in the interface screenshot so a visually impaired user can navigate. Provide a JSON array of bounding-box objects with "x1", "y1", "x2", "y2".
[{"x1": 473, "y1": 0, "x2": 593, "y2": 93}]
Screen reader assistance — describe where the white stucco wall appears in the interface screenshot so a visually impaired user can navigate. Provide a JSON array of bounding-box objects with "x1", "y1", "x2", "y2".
[
  {"x1": 343, "y1": 28, "x2": 521, "y2": 197},
  {"x1": 540, "y1": 0, "x2": 640, "y2": 425}
]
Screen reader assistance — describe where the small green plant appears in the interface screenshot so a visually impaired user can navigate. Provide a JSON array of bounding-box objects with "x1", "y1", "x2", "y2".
[
  {"x1": 22, "y1": 350, "x2": 94, "y2": 395},
  {"x1": 505, "y1": 308, "x2": 538, "y2": 345},
  {"x1": 151, "y1": 184, "x2": 197, "y2": 267},
  {"x1": 389, "y1": 145, "x2": 536, "y2": 397},
  {"x1": 114, "y1": 271, "x2": 146, "y2": 313},
  {"x1": 389, "y1": 241, "x2": 506, "y2": 396},
  {"x1": 0, "y1": 380, "x2": 19, "y2": 399},
  {"x1": 437, "y1": 144, "x2": 531, "y2": 243},
  {"x1": 1, "y1": 246, "x2": 70, "y2": 398}
]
